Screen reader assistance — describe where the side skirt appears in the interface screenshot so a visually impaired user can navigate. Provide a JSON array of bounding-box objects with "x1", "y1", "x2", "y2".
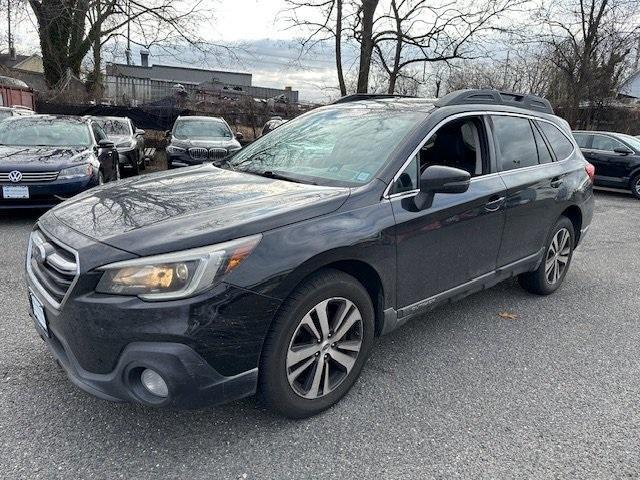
[{"x1": 380, "y1": 249, "x2": 544, "y2": 335}]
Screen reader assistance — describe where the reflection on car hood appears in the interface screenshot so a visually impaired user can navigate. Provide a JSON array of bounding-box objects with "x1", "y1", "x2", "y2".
[
  {"x1": 47, "y1": 164, "x2": 350, "y2": 255},
  {"x1": 0, "y1": 146, "x2": 91, "y2": 170}
]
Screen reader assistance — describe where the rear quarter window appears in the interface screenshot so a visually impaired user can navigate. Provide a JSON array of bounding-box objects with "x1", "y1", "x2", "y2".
[
  {"x1": 492, "y1": 116, "x2": 539, "y2": 171},
  {"x1": 537, "y1": 121, "x2": 574, "y2": 160}
]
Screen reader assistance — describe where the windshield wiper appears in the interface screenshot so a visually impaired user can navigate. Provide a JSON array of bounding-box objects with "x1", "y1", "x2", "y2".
[{"x1": 246, "y1": 169, "x2": 317, "y2": 185}]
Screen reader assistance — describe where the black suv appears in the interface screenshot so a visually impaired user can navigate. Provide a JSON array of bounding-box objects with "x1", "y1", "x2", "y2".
[
  {"x1": 26, "y1": 90, "x2": 594, "y2": 418},
  {"x1": 573, "y1": 130, "x2": 640, "y2": 199}
]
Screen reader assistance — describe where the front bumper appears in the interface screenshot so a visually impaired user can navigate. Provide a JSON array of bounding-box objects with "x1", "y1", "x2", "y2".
[
  {"x1": 0, "y1": 176, "x2": 98, "y2": 208},
  {"x1": 32, "y1": 318, "x2": 258, "y2": 409},
  {"x1": 27, "y1": 279, "x2": 279, "y2": 408}
]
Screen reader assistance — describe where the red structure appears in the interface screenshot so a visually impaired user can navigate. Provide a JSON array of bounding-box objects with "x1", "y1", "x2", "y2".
[{"x1": 0, "y1": 75, "x2": 35, "y2": 110}]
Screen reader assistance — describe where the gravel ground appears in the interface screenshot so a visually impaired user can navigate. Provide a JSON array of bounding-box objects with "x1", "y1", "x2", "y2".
[{"x1": 0, "y1": 190, "x2": 639, "y2": 479}]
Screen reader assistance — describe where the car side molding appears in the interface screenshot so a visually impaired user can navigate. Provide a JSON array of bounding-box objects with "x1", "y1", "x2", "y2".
[{"x1": 380, "y1": 249, "x2": 545, "y2": 335}]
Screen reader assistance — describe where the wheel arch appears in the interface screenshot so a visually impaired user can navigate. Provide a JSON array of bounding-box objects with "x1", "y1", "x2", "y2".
[
  {"x1": 560, "y1": 205, "x2": 583, "y2": 245},
  {"x1": 274, "y1": 255, "x2": 390, "y2": 338}
]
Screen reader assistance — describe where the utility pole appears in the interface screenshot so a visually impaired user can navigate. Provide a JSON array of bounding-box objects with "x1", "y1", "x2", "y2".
[
  {"x1": 7, "y1": 0, "x2": 15, "y2": 59},
  {"x1": 125, "y1": 0, "x2": 131, "y2": 64}
]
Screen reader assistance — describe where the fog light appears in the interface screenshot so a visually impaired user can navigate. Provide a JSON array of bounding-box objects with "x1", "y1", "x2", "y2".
[{"x1": 140, "y1": 369, "x2": 168, "y2": 398}]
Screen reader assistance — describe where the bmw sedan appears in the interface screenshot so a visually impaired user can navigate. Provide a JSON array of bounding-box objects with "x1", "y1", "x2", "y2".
[
  {"x1": 166, "y1": 116, "x2": 242, "y2": 168},
  {"x1": 0, "y1": 115, "x2": 119, "y2": 208}
]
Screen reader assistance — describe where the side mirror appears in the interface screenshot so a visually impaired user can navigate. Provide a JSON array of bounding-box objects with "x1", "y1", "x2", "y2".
[
  {"x1": 165, "y1": 130, "x2": 171, "y2": 138},
  {"x1": 413, "y1": 165, "x2": 471, "y2": 210},
  {"x1": 98, "y1": 139, "x2": 115, "y2": 149},
  {"x1": 235, "y1": 131, "x2": 244, "y2": 141},
  {"x1": 614, "y1": 146, "x2": 633, "y2": 155},
  {"x1": 136, "y1": 129, "x2": 145, "y2": 136}
]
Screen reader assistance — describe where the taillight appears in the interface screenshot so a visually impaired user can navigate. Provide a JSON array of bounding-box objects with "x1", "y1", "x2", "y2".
[{"x1": 585, "y1": 162, "x2": 595, "y2": 182}]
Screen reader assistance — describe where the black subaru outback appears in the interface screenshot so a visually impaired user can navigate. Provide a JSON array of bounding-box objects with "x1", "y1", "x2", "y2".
[{"x1": 26, "y1": 90, "x2": 594, "y2": 418}]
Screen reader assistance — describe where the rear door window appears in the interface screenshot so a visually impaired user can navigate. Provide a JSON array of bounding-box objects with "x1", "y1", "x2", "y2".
[
  {"x1": 491, "y1": 116, "x2": 539, "y2": 171},
  {"x1": 536, "y1": 121, "x2": 574, "y2": 160},
  {"x1": 591, "y1": 134, "x2": 626, "y2": 152},
  {"x1": 572, "y1": 133, "x2": 591, "y2": 149}
]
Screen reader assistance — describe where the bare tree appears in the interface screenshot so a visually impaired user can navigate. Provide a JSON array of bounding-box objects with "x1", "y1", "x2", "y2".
[
  {"x1": 446, "y1": 44, "x2": 555, "y2": 96},
  {"x1": 28, "y1": 0, "x2": 220, "y2": 87},
  {"x1": 284, "y1": 0, "x2": 350, "y2": 96},
  {"x1": 371, "y1": 0, "x2": 527, "y2": 94},
  {"x1": 539, "y1": 0, "x2": 640, "y2": 124}
]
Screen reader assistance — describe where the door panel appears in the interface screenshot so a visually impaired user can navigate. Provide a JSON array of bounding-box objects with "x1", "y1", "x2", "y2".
[
  {"x1": 392, "y1": 175, "x2": 506, "y2": 308},
  {"x1": 497, "y1": 162, "x2": 566, "y2": 266}
]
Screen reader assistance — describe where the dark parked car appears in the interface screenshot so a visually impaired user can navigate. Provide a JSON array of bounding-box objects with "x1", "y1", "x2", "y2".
[
  {"x1": 166, "y1": 116, "x2": 242, "y2": 168},
  {"x1": 90, "y1": 116, "x2": 146, "y2": 175},
  {"x1": 26, "y1": 90, "x2": 594, "y2": 417},
  {"x1": 573, "y1": 130, "x2": 640, "y2": 199},
  {"x1": 0, "y1": 115, "x2": 119, "y2": 208}
]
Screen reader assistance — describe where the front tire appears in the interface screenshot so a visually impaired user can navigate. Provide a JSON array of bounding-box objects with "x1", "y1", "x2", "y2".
[
  {"x1": 631, "y1": 173, "x2": 640, "y2": 200},
  {"x1": 518, "y1": 216, "x2": 575, "y2": 295},
  {"x1": 259, "y1": 269, "x2": 375, "y2": 418}
]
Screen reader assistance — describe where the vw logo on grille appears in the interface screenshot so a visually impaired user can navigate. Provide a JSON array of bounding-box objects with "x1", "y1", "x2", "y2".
[{"x1": 8, "y1": 170, "x2": 23, "y2": 183}]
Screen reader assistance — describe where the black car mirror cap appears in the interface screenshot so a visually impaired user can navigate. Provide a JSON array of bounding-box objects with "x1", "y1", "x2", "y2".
[
  {"x1": 165, "y1": 130, "x2": 172, "y2": 138},
  {"x1": 98, "y1": 139, "x2": 115, "y2": 149},
  {"x1": 136, "y1": 129, "x2": 146, "y2": 136},
  {"x1": 614, "y1": 146, "x2": 633, "y2": 155},
  {"x1": 413, "y1": 165, "x2": 471, "y2": 210},
  {"x1": 235, "y1": 131, "x2": 244, "y2": 141}
]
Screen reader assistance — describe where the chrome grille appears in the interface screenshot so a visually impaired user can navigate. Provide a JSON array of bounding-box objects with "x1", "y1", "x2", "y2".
[
  {"x1": 27, "y1": 228, "x2": 78, "y2": 308},
  {"x1": 188, "y1": 147, "x2": 209, "y2": 161},
  {"x1": 0, "y1": 171, "x2": 59, "y2": 183},
  {"x1": 188, "y1": 147, "x2": 228, "y2": 161},
  {"x1": 208, "y1": 148, "x2": 228, "y2": 160}
]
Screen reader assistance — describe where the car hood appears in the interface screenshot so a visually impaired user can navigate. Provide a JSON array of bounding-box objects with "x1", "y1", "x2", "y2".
[
  {"x1": 47, "y1": 164, "x2": 350, "y2": 255},
  {"x1": 0, "y1": 146, "x2": 92, "y2": 170}
]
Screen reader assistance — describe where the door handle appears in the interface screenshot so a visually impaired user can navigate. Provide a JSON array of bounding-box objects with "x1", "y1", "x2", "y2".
[
  {"x1": 484, "y1": 196, "x2": 505, "y2": 212},
  {"x1": 550, "y1": 177, "x2": 563, "y2": 188}
]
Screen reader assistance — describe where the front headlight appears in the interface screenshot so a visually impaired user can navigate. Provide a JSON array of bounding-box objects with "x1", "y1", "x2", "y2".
[
  {"x1": 167, "y1": 145, "x2": 186, "y2": 154},
  {"x1": 59, "y1": 164, "x2": 92, "y2": 180},
  {"x1": 95, "y1": 234, "x2": 262, "y2": 300}
]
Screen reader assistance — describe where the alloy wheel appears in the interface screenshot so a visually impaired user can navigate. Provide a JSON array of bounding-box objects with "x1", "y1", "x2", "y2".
[
  {"x1": 545, "y1": 228, "x2": 571, "y2": 285},
  {"x1": 635, "y1": 178, "x2": 640, "y2": 196},
  {"x1": 286, "y1": 297, "x2": 363, "y2": 399}
]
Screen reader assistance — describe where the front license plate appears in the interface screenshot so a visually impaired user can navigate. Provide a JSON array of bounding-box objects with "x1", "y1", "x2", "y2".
[
  {"x1": 30, "y1": 292, "x2": 48, "y2": 336},
  {"x1": 2, "y1": 185, "x2": 29, "y2": 199}
]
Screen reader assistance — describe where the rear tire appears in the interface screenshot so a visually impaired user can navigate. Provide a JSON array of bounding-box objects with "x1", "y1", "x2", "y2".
[
  {"x1": 631, "y1": 173, "x2": 640, "y2": 200},
  {"x1": 259, "y1": 269, "x2": 375, "y2": 418},
  {"x1": 518, "y1": 216, "x2": 575, "y2": 295}
]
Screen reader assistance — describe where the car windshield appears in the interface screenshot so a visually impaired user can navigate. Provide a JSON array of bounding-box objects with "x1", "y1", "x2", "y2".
[
  {"x1": 619, "y1": 134, "x2": 640, "y2": 151},
  {"x1": 173, "y1": 119, "x2": 232, "y2": 139},
  {"x1": 0, "y1": 117, "x2": 92, "y2": 147},
  {"x1": 94, "y1": 118, "x2": 131, "y2": 136},
  {"x1": 228, "y1": 105, "x2": 427, "y2": 186}
]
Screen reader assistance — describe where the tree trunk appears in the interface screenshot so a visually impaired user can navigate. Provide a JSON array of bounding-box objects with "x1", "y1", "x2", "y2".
[
  {"x1": 356, "y1": 0, "x2": 379, "y2": 93},
  {"x1": 386, "y1": 0, "x2": 402, "y2": 94},
  {"x1": 335, "y1": 0, "x2": 347, "y2": 96}
]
